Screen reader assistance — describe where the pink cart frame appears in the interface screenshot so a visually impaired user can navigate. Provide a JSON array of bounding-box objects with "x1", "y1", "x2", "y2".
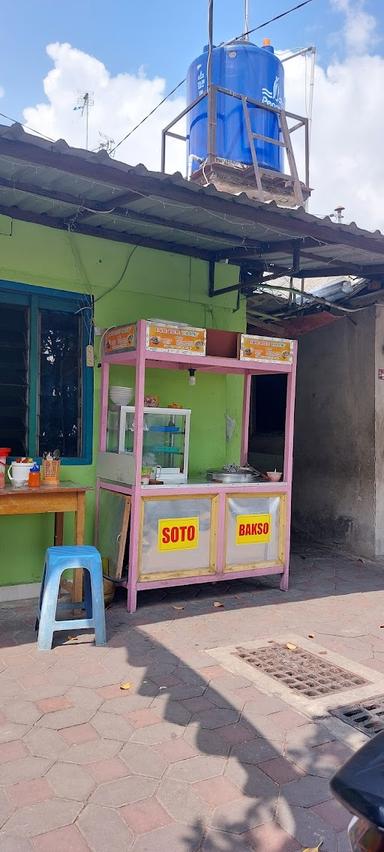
[{"x1": 97, "y1": 320, "x2": 297, "y2": 612}]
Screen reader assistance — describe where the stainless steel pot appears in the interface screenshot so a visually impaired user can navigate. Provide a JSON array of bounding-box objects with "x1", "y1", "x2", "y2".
[{"x1": 206, "y1": 470, "x2": 259, "y2": 484}]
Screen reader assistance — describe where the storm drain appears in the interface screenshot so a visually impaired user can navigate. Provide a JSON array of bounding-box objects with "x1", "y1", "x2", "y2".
[
  {"x1": 235, "y1": 642, "x2": 367, "y2": 698},
  {"x1": 331, "y1": 695, "x2": 384, "y2": 737}
]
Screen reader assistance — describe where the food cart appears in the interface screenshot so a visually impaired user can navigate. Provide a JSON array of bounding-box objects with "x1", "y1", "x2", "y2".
[{"x1": 96, "y1": 319, "x2": 297, "y2": 612}]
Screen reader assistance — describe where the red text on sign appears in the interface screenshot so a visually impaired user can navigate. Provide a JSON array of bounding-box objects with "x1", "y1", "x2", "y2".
[
  {"x1": 161, "y1": 524, "x2": 196, "y2": 545},
  {"x1": 238, "y1": 522, "x2": 270, "y2": 537}
]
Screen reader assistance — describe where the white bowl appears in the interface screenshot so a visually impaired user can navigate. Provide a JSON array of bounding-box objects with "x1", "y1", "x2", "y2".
[
  {"x1": 266, "y1": 471, "x2": 282, "y2": 482},
  {"x1": 110, "y1": 386, "x2": 133, "y2": 406}
]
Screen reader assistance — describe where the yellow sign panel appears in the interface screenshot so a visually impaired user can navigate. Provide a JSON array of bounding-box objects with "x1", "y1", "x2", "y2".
[
  {"x1": 104, "y1": 324, "x2": 136, "y2": 354},
  {"x1": 146, "y1": 323, "x2": 206, "y2": 356},
  {"x1": 158, "y1": 517, "x2": 200, "y2": 552},
  {"x1": 236, "y1": 514, "x2": 272, "y2": 545},
  {"x1": 239, "y1": 334, "x2": 293, "y2": 364}
]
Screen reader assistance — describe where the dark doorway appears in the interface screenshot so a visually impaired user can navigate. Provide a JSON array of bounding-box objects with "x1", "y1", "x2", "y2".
[{"x1": 248, "y1": 374, "x2": 287, "y2": 473}]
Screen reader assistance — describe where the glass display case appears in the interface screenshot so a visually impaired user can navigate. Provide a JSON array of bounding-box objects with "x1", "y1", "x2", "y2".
[{"x1": 107, "y1": 406, "x2": 191, "y2": 483}]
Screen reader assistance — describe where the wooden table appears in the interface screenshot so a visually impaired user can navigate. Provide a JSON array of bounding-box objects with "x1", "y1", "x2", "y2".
[{"x1": 0, "y1": 483, "x2": 90, "y2": 601}]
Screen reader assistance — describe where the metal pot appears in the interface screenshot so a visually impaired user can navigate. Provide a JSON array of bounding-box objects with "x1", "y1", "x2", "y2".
[{"x1": 206, "y1": 469, "x2": 259, "y2": 484}]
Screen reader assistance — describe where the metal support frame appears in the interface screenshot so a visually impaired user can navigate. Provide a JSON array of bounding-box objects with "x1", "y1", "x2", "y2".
[
  {"x1": 208, "y1": 260, "x2": 250, "y2": 299},
  {"x1": 208, "y1": 240, "x2": 304, "y2": 299},
  {"x1": 241, "y1": 97, "x2": 264, "y2": 201},
  {"x1": 161, "y1": 83, "x2": 309, "y2": 204},
  {"x1": 207, "y1": 0, "x2": 215, "y2": 163}
]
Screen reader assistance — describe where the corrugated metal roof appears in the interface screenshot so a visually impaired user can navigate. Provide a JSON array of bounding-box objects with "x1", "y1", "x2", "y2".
[
  {"x1": 1, "y1": 122, "x2": 384, "y2": 281},
  {"x1": 246, "y1": 275, "x2": 384, "y2": 334}
]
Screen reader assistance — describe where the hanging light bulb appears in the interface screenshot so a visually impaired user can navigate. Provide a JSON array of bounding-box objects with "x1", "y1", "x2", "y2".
[{"x1": 188, "y1": 368, "x2": 196, "y2": 386}]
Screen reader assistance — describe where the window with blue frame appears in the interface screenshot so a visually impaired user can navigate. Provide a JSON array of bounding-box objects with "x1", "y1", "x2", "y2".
[{"x1": 0, "y1": 282, "x2": 93, "y2": 464}]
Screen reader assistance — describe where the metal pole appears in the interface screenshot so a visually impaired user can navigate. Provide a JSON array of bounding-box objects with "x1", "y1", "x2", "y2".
[
  {"x1": 308, "y1": 46, "x2": 316, "y2": 147},
  {"x1": 207, "y1": 0, "x2": 215, "y2": 163},
  {"x1": 244, "y1": 0, "x2": 250, "y2": 39},
  {"x1": 161, "y1": 130, "x2": 166, "y2": 172},
  {"x1": 85, "y1": 93, "x2": 89, "y2": 151}
]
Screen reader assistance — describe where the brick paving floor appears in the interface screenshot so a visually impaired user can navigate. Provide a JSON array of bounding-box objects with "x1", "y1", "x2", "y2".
[{"x1": 1, "y1": 544, "x2": 384, "y2": 850}]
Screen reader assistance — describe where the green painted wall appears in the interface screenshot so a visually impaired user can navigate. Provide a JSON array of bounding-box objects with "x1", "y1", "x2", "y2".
[{"x1": 0, "y1": 219, "x2": 245, "y2": 588}]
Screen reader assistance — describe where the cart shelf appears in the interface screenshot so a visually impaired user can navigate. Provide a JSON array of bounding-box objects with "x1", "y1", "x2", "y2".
[{"x1": 97, "y1": 320, "x2": 297, "y2": 613}]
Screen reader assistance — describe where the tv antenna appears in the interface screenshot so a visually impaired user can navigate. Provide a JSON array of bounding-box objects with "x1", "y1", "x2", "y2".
[
  {"x1": 95, "y1": 133, "x2": 115, "y2": 156},
  {"x1": 331, "y1": 205, "x2": 345, "y2": 224},
  {"x1": 74, "y1": 92, "x2": 94, "y2": 150}
]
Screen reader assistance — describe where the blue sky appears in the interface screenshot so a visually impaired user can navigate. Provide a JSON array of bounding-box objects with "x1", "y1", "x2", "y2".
[{"x1": 0, "y1": 0, "x2": 380, "y2": 122}]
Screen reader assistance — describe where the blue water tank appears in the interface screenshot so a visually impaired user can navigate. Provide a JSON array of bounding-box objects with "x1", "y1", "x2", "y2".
[{"x1": 186, "y1": 40, "x2": 284, "y2": 173}]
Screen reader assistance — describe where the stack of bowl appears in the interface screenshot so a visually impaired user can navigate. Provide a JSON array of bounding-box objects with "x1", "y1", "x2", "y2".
[{"x1": 110, "y1": 386, "x2": 134, "y2": 407}]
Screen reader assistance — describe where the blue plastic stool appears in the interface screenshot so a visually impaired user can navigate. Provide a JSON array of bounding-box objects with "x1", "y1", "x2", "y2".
[{"x1": 36, "y1": 546, "x2": 107, "y2": 651}]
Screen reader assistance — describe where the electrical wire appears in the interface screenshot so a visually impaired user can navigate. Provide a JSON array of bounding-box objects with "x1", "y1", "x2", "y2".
[
  {"x1": 110, "y1": 79, "x2": 186, "y2": 155},
  {"x1": 229, "y1": 0, "x2": 315, "y2": 43},
  {"x1": 94, "y1": 244, "x2": 139, "y2": 303},
  {"x1": 110, "y1": 0, "x2": 316, "y2": 155},
  {"x1": 0, "y1": 111, "x2": 56, "y2": 143}
]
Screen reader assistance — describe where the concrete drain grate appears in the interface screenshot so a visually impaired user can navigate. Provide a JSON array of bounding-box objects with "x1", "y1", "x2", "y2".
[
  {"x1": 235, "y1": 642, "x2": 367, "y2": 698},
  {"x1": 331, "y1": 695, "x2": 384, "y2": 737}
]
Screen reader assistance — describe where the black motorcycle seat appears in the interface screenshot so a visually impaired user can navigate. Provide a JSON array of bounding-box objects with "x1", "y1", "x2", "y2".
[{"x1": 331, "y1": 731, "x2": 384, "y2": 829}]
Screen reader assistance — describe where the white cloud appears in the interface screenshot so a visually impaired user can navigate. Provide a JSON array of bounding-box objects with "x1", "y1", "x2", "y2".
[
  {"x1": 23, "y1": 42, "x2": 186, "y2": 173},
  {"x1": 331, "y1": 0, "x2": 377, "y2": 53},
  {"x1": 284, "y1": 4, "x2": 384, "y2": 230}
]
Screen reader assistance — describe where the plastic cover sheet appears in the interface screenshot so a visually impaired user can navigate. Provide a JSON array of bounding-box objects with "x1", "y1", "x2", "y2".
[
  {"x1": 225, "y1": 494, "x2": 282, "y2": 568},
  {"x1": 140, "y1": 497, "x2": 213, "y2": 577}
]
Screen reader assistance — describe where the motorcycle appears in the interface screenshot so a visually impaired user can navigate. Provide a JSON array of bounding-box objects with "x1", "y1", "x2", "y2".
[{"x1": 331, "y1": 730, "x2": 384, "y2": 850}]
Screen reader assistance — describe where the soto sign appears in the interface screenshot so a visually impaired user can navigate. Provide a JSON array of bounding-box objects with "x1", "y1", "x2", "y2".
[
  {"x1": 236, "y1": 514, "x2": 272, "y2": 545},
  {"x1": 158, "y1": 517, "x2": 199, "y2": 552}
]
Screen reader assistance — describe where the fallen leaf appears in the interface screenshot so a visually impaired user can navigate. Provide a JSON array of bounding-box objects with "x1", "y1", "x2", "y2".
[
  {"x1": 213, "y1": 601, "x2": 224, "y2": 608},
  {"x1": 286, "y1": 642, "x2": 297, "y2": 651},
  {"x1": 172, "y1": 605, "x2": 184, "y2": 611},
  {"x1": 120, "y1": 682, "x2": 133, "y2": 690},
  {"x1": 302, "y1": 844, "x2": 323, "y2": 852},
  {"x1": 308, "y1": 634, "x2": 315, "y2": 639}
]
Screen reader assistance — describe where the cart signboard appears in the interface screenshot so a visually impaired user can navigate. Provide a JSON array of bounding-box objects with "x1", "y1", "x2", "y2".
[
  {"x1": 146, "y1": 323, "x2": 206, "y2": 356},
  {"x1": 158, "y1": 517, "x2": 199, "y2": 551},
  {"x1": 104, "y1": 324, "x2": 136, "y2": 354},
  {"x1": 239, "y1": 334, "x2": 293, "y2": 363},
  {"x1": 236, "y1": 513, "x2": 272, "y2": 545}
]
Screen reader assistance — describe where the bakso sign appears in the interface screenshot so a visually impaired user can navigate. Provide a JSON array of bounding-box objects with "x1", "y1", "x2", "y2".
[{"x1": 236, "y1": 514, "x2": 272, "y2": 545}]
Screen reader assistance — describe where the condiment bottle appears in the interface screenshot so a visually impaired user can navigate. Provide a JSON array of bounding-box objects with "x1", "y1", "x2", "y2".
[{"x1": 28, "y1": 464, "x2": 40, "y2": 488}]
